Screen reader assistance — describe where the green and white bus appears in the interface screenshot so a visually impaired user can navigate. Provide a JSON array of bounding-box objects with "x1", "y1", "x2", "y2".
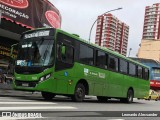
[{"x1": 13, "y1": 28, "x2": 150, "y2": 103}]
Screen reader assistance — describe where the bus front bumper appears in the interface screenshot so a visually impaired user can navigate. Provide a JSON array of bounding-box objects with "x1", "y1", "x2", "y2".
[{"x1": 13, "y1": 78, "x2": 56, "y2": 92}]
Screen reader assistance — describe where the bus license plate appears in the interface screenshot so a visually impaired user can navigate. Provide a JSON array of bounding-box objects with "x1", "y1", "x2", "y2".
[{"x1": 22, "y1": 83, "x2": 29, "y2": 87}]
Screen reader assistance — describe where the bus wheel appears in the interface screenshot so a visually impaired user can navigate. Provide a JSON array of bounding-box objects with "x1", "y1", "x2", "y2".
[
  {"x1": 121, "y1": 89, "x2": 133, "y2": 103},
  {"x1": 41, "y1": 91, "x2": 56, "y2": 100},
  {"x1": 71, "y1": 83, "x2": 85, "y2": 102},
  {"x1": 97, "y1": 96, "x2": 108, "y2": 102},
  {"x1": 126, "y1": 89, "x2": 134, "y2": 103}
]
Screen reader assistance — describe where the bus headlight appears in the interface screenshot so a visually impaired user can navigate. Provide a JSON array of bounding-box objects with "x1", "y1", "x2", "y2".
[
  {"x1": 46, "y1": 74, "x2": 51, "y2": 79},
  {"x1": 39, "y1": 73, "x2": 51, "y2": 83},
  {"x1": 40, "y1": 77, "x2": 45, "y2": 82}
]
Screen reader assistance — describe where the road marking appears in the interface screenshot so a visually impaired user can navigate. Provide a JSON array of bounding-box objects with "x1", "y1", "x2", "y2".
[
  {"x1": 0, "y1": 102, "x2": 57, "y2": 104},
  {"x1": 108, "y1": 119, "x2": 125, "y2": 120},
  {"x1": 0, "y1": 97, "x2": 34, "y2": 101},
  {"x1": 0, "y1": 106, "x2": 77, "y2": 110}
]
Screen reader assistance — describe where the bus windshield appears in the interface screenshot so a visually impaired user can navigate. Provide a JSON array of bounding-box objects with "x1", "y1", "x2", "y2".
[
  {"x1": 16, "y1": 37, "x2": 54, "y2": 67},
  {"x1": 152, "y1": 68, "x2": 160, "y2": 80}
]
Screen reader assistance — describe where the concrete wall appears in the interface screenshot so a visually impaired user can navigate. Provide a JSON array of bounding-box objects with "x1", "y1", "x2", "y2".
[{"x1": 137, "y1": 39, "x2": 160, "y2": 62}]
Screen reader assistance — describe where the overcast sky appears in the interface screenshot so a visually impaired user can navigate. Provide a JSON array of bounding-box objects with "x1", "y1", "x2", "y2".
[{"x1": 49, "y1": 0, "x2": 160, "y2": 57}]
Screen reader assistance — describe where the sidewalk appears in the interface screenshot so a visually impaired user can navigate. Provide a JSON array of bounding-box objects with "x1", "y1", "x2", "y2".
[{"x1": 0, "y1": 83, "x2": 13, "y2": 90}]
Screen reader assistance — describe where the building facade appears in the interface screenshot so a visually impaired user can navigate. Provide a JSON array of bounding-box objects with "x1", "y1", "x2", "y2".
[
  {"x1": 137, "y1": 39, "x2": 160, "y2": 61},
  {"x1": 0, "y1": 0, "x2": 61, "y2": 74},
  {"x1": 142, "y1": 3, "x2": 160, "y2": 40},
  {"x1": 138, "y1": 3, "x2": 160, "y2": 61},
  {"x1": 95, "y1": 13, "x2": 129, "y2": 56}
]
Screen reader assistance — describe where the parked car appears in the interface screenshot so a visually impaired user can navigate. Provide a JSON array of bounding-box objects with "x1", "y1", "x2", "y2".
[{"x1": 144, "y1": 89, "x2": 159, "y2": 101}]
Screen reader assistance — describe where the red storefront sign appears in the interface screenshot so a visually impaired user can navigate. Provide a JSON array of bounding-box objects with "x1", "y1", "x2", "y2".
[
  {"x1": 150, "y1": 80, "x2": 160, "y2": 88},
  {"x1": 0, "y1": 0, "x2": 29, "y2": 9},
  {"x1": 0, "y1": 0, "x2": 61, "y2": 29},
  {"x1": 45, "y1": 10, "x2": 61, "y2": 28}
]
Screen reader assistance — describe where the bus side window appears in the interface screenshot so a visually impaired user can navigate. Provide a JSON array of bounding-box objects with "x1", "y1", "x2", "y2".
[
  {"x1": 129, "y1": 63, "x2": 136, "y2": 76},
  {"x1": 57, "y1": 44, "x2": 74, "y2": 64},
  {"x1": 137, "y1": 66, "x2": 143, "y2": 78},
  {"x1": 96, "y1": 50, "x2": 107, "y2": 69},
  {"x1": 119, "y1": 59, "x2": 128, "y2": 74},
  {"x1": 79, "y1": 44, "x2": 94, "y2": 66},
  {"x1": 108, "y1": 55, "x2": 118, "y2": 71},
  {"x1": 60, "y1": 44, "x2": 74, "y2": 64}
]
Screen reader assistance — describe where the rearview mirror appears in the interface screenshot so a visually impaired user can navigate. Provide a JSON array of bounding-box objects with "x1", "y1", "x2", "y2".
[{"x1": 61, "y1": 45, "x2": 66, "y2": 56}]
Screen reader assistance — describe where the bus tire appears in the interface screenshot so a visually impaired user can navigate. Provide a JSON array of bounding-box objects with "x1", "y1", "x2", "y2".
[
  {"x1": 121, "y1": 89, "x2": 133, "y2": 103},
  {"x1": 126, "y1": 89, "x2": 134, "y2": 103},
  {"x1": 41, "y1": 91, "x2": 56, "y2": 100},
  {"x1": 97, "y1": 96, "x2": 108, "y2": 102},
  {"x1": 71, "y1": 83, "x2": 85, "y2": 102}
]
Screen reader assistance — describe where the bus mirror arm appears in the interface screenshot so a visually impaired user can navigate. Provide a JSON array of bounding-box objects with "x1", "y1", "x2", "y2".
[{"x1": 10, "y1": 43, "x2": 18, "y2": 59}]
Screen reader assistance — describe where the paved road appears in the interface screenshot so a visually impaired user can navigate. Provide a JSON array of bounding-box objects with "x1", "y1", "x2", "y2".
[{"x1": 0, "y1": 89, "x2": 160, "y2": 120}]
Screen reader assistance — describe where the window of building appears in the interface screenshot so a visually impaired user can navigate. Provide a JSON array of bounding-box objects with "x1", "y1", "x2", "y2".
[{"x1": 79, "y1": 44, "x2": 94, "y2": 65}]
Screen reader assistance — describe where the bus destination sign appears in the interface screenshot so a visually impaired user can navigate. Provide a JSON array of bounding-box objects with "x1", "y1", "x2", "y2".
[{"x1": 24, "y1": 30, "x2": 50, "y2": 39}]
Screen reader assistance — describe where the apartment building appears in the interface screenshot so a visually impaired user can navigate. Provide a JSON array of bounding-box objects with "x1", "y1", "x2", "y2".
[
  {"x1": 95, "y1": 13, "x2": 129, "y2": 56},
  {"x1": 142, "y1": 3, "x2": 160, "y2": 40}
]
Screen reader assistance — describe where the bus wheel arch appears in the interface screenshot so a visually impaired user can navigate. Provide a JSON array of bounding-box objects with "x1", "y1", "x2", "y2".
[
  {"x1": 77, "y1": 79, "x2": 89, "y2": 95},
  {"x1": 71, "y1": 79, "x2": 89, "y2": 102}
]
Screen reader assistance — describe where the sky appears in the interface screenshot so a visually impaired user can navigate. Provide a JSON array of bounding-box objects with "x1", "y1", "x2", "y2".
[{"x1": 49, "y1": 0, "x2": 160, "y2": 57}]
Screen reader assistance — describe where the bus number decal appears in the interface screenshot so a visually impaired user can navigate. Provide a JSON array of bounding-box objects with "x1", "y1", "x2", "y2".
[
  {"x1": 98, "y1": 72, "x2": 105, "y2": 79},
  {"x1": 84, "y1": 68, "x2": 89, "y2": 75}
]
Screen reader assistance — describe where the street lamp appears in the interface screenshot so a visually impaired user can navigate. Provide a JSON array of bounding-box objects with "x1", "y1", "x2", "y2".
[
  {"x1": 88, "y1": 7, "x2": 122, "y2": 42},
  {"x1": 128, "y1": 48, "x2": 132, "y2": 57}
]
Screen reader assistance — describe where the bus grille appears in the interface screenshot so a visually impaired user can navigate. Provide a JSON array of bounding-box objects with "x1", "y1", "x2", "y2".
[{"x1": 15, "y1": 80, "x2": 38, "y2": 87}]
